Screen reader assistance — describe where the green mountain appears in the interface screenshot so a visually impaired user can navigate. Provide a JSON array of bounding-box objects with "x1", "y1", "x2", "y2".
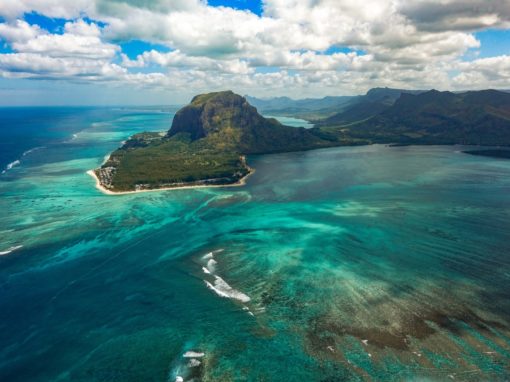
[
  {"x1": 169, "y1": 91, "x2": 327, "y2": 154},
  {"x1": 318, "y1": 87, "x2": 424, "y2": 126},
  {"x1": 94, "y1": 91, "x2": 333, "y2": 192},
  {"x1": 339, "y1": 89, "x2": 510, "y2": 145}
]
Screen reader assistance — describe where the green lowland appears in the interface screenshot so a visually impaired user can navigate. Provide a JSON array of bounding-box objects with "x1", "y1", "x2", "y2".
[{"x1": 96, "y1": 88, "x2": 510, "y2": 192}]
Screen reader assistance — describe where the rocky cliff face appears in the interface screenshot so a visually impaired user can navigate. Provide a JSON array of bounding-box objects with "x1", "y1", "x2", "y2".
[
  {"x1": 169, "y1": 91, "x2": 265, "y2": 140},
  {"x1": 168, "y1": 91, "x2": 327, "y2": 154}
]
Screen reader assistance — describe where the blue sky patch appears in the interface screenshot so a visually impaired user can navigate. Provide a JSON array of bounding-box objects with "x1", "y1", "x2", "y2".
[
  {"x1": 23, "y1": 12, "x2": 67, "y2": 33},
  {"x1": 0, "y1": 39, "x2": 13, "y2": 54},
  {"x1": 474, "y1": 29, "x2": 510, "y2": 58},
  {"x1": 208, "y1": 0, "x2": 263, "y2": 16},
  {"x1": 22, "y1": 12, "x2": 106, "y2": 33},
  {"x1": 120, "y1": 40, "x2": 171, "y2": 59},
  {"x1": 323, "y1": 46, "x2": 366, "y2": 56}
]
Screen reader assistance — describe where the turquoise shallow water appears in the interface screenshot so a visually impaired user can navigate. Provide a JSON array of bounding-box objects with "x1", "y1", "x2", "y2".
[{"x1": 1, "y1": 109, "x2": 510, "y2": 381}]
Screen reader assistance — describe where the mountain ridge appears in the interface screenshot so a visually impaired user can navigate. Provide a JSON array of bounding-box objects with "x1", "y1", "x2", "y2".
[{"x1": 339, "y1": 89, "x2": 510, "y2": 145}]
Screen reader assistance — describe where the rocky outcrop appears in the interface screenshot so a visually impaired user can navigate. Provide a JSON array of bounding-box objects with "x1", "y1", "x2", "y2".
[{"x1": 168, "y1": 91, "x2": 327, "y2": 154}]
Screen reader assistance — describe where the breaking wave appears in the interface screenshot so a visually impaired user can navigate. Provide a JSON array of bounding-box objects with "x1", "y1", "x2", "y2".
[
  {"x1": 2, "y1": 160, "x2": 20, "y2": 174},
  {"x1": 204, "y1": 276, "x2": 251, "y2": 303},
  {"x1": 0, "y1": 245, "x2": 23, "y2": 256},
  {"x1": 22, "y1": 146, "x2": 44, "y2": 157},
  {"x1": 200, "y1": 250, "x2": 252, "y2": 307}
]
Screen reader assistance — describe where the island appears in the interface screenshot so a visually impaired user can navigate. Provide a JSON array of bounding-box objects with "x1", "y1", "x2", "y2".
[{"x1": 90, "y1": 89, "x2": 510, "y2": 193}]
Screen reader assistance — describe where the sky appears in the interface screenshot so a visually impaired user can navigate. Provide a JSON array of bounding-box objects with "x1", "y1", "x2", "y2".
[{"x1": 0, "y1": 0, "x2": 509, "y2": 105}]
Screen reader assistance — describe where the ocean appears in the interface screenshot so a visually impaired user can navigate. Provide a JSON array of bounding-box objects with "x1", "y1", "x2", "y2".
[{"x1": 1, "y1": 107, "x2": 510, "y2": 381}]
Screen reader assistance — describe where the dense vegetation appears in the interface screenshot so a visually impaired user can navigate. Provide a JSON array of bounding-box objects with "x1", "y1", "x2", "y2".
[
  {"x1": 318, "y1": 89, "x2": 510, "y2": 146},
  {"x1": 97, "y1": 132, "x2": 249, "y2": 191}
]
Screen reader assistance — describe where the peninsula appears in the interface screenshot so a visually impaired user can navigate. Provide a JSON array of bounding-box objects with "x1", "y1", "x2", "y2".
[
  {"x1": 91, "y1": 91, "x2": 335, "y2": 193},
  {"x1": 92, "y1": 89, "x2": 510, "y2": 193}
]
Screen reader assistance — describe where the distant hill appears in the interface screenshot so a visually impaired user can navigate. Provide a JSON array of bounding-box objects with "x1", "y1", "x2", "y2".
[
  {"x1": 318, "y1": 87, "x2": 425, "y2": 126},
  {"x1": 341, "y1": 89, "x2": 510, "y2": 145},
  {"x1": 246, "y1": 94, "x2": 354, "y2": 120}
]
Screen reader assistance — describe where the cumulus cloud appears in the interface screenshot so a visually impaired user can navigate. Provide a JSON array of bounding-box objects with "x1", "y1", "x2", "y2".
[
  {"x1": 398, "y1": 1, "x2": 510, "y2": 32},
  {"x1": 453, "y1": 55, "x2": 510, "y2": 88},
  {"x1": 0, "y1": 0, "x2": 94, "y2": 20},
  {"x1": 5, "y1": 20, "x2": 118, "y2": 59},
  {"x1": 0, "y1": 19, "x2": 120, "y2": 80},
  {"x1": 0, "y1": 0, "x2": 509, "y2": 97}
]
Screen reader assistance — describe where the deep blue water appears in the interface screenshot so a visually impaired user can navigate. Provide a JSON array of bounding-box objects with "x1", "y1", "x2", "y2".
[
  {"x1": 0, "y1": 107, "x2": 179, "y2": 173},
  {"x1": 1, "y1": 108, "x2": 510, "y2": 381}
]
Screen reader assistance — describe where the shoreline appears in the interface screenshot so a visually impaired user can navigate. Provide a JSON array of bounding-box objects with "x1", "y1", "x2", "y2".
[{"x1": 86, "y1": 165, "x2": 254, "y2": 196}]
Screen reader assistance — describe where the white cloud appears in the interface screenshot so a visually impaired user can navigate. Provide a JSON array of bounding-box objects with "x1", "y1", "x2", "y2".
[
  {"x1": 0, "y1": 0, "x2": 508, "y2": 98},
  {"x1": 0, "y1": 0, "x2": 94, "y2": 20},
  {"x1": 8, "y1": 20, "x2": 118, "y2": 59},
  {"x1": 453, "y1": 55, "x2": 510, "y2": 89},
  {"x1": 0, "y1": 20, "x2": 41, "y2": 43},
  {"x1": 0, "y1": 19, "x2": 120, "y2": 80},
  {"x1": 398, "y1": 1, "x2": 510, "y2": 32},
  {"x1": 137, "y1": 50, "x2": 253, "y2": 74},
  {"x1": 0, "y1": 52, "x2": 125, "y2": 80}
]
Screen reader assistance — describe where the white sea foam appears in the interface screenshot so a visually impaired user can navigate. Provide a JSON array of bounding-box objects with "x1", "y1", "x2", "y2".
[
  {"x1": 202, "y1": 252, "x2": 213, "y2": 260},
  {"x1": 188, "y1": 359, "x2": 201, "y2": 367},
  {"x1": 204, "y1": 275, "x2": 251, "y2": 303},
  {"x1": 202, "y1": 266, "x2": 211, "y2": 275},
  {"x1": 206, "y1": 259, "x2": 217, "y2": 273},
  {"x1": 0, "y1": 245, "x2": 23, "y2": 256},
  {"x1": 183, "y1": 351, "x2": 204, "y2": 358},
  {"x1": 242, "y1": 305, "x2": 255, "y2": 316},
  {"x1": 175, "y1": 376, "x2": 183, "y2": 382},
  {"x1": 22, "y1": 146, "x2": 44, "y2": 156},
  {"x1": 2, "y1": 160, "x2": 20, "y2": 174}
]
